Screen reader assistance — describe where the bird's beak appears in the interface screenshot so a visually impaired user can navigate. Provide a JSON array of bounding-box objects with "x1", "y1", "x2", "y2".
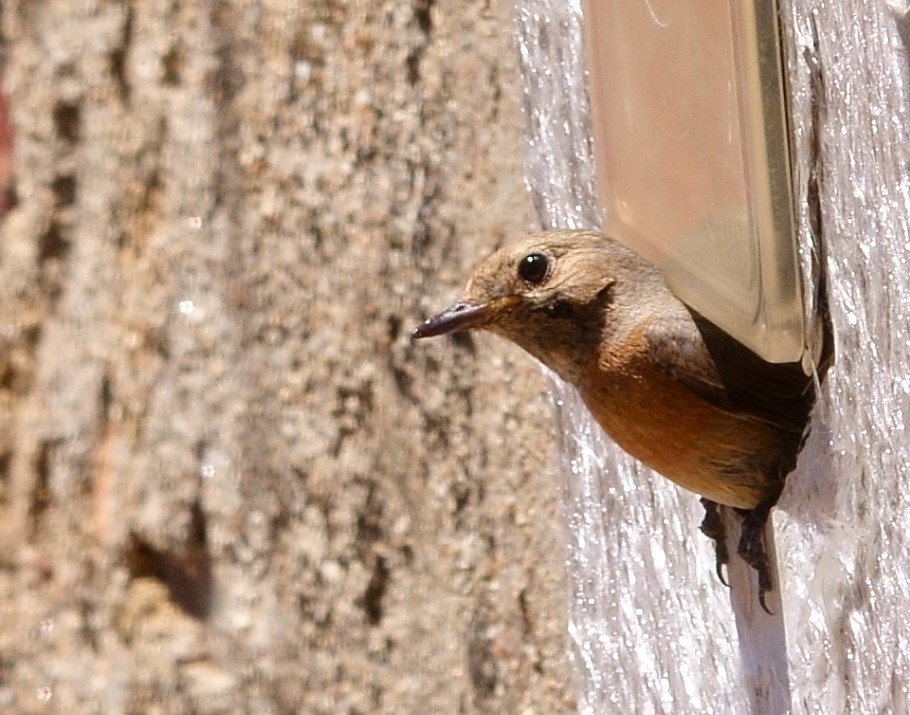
[{"x1": 412, "y1": 296, "x2": 520, "y2": 339}]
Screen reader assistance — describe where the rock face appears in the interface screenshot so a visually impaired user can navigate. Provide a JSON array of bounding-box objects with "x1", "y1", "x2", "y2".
[{"x1": 0, "y1": 1, "x2": 571, "y2": 713}]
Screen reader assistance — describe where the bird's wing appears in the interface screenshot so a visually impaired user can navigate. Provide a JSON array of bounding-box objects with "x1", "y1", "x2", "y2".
[
  {"x1": 645, "y1": 309, "x2": 815, "y2": 436},
  {"x1": 644, "y1": 317, "x2": 735, "y2": 410}
]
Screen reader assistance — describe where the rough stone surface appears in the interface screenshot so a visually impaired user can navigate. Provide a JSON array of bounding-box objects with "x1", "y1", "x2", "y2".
[{"x1": 0, "y1": 1, "x2": 572, "y2": 713}]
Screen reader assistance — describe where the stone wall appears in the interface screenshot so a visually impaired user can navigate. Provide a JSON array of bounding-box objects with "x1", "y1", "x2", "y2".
[{"x1": 0, "y1": 1, "x2": 572, "y2": 712}]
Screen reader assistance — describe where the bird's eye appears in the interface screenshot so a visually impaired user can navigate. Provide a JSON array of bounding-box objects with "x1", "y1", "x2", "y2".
[{"x1": 518, "y1": 253, "x2": 549, "y2": 284}]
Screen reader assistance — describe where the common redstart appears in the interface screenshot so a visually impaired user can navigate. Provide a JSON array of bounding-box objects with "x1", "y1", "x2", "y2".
[{"x1": 413, "y1": 230, "x2": 819, "y2": 610}]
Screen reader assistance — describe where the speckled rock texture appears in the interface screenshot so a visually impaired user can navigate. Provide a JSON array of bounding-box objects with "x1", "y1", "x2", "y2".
[{"x1": 0, "y1": 1, "x2": 572, "y2": 713}]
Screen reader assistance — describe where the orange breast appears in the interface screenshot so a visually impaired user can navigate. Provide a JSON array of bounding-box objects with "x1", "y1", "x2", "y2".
[{"x1": 579, "y1": 347, "x2": 783, "y2": 509}]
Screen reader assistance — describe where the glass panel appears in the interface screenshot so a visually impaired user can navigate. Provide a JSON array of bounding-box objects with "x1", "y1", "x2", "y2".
[{"x1": 583, "y1": 0, "x2": 803, "y2": 362}]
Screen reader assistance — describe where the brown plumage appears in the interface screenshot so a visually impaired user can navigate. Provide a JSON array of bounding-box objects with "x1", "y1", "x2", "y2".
[{"x1": 413, "y1": 230, "x2": 818, "y2": 609}]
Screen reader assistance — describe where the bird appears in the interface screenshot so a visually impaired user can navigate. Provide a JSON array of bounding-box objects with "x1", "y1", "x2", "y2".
[{"x1": 412, "y1": 230, "x2": 820, "y2": 611}]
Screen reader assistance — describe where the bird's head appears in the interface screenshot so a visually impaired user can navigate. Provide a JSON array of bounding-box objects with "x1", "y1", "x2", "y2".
[{"x1": 412, "y1": 230, "x2": 660, "y2": 383}]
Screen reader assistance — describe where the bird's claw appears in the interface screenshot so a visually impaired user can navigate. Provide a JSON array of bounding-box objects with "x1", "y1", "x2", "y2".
[
  {"x1": 736, "y1": 500, "x2": 775, "y2": 615},
  {"x1": 702, "y1": 498, "x2": 777, "y2": 612},
  {"x1": 699, "y1": 499, "x2": 730, "y2": 588}
]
